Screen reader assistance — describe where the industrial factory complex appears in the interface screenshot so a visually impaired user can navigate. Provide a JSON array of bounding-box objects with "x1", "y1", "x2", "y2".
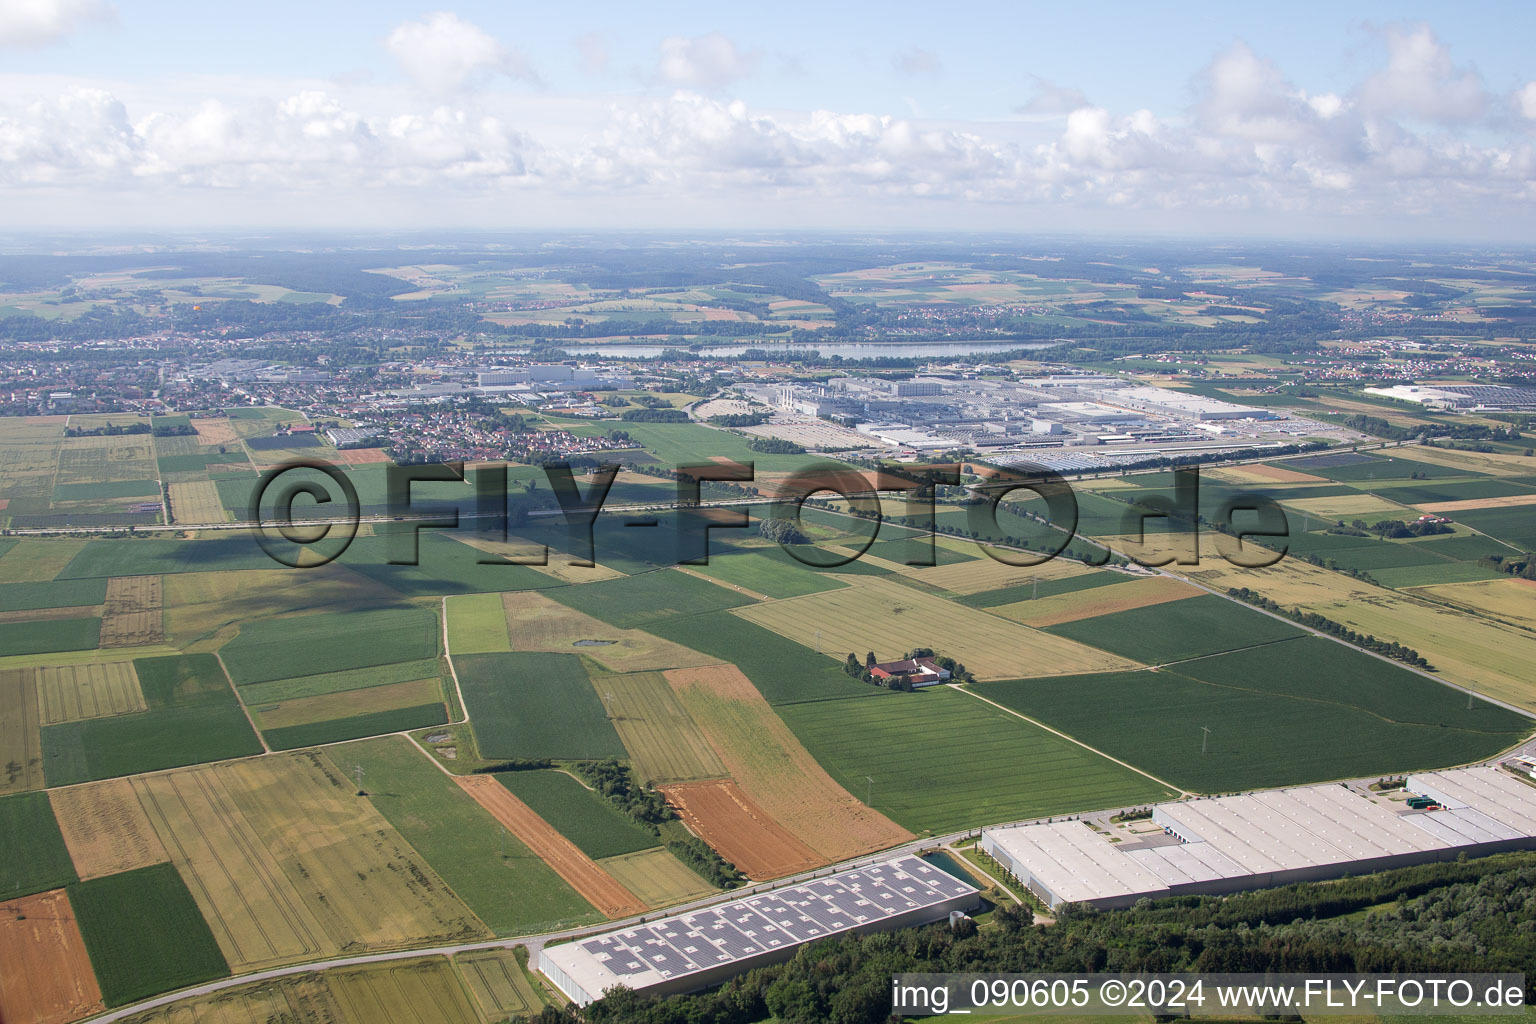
[
  {"x1": 982, "y1": 766, "x2": 1536, "y2": 911},
  {"x1": 539, "y1": 855, "x2": 980, "y2": 1006}
]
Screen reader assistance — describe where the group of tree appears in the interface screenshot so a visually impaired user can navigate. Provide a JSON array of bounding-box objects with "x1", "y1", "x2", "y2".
[
  {"x1": 746, "y1": 436, "x2": 806, "y2": 454},
  {"x1": 708, "y1": 412, "x2": 772, "y2": 427},
  {"x1": 1226, "y1": 588, "x2": 1433, "y2": 669},
  {"x1": 758, "y1": 517, "x2": 810, "y2": 545},
  {"x1": 619, "y1": 408, "x2": 690, "y2": 423},
  {"x1": 1476, "y1": 552, "x2": 1536, "y2": 580}
]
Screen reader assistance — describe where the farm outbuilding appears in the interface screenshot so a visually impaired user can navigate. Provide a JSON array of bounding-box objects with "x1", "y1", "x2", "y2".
[{"x1": 982, "y1": 766, "x2": 1536, "y2": 910}]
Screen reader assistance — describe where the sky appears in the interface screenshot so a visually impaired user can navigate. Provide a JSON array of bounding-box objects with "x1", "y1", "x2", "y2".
[{"x1": 1, "y1": 1, "x2": 1534, "y2": 239}]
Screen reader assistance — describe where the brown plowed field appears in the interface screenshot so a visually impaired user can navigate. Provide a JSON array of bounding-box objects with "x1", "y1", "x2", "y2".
[
  {"x1": 1417, "y1": 493, "x2": 1536, "y2": 513},
  {"x1": 659, "y1": 780, "x2": 821, "y2": 880},
  {"x1": 100, "y1": 575, "x2": 164, "y2": 647},
  {"x1": 1213, "y1": 463, "x2": 1328, "y2": 484},
  {"x1": 334, "y1": 447, "x2": 394, "y2": 465},
  {"x1": 665, "y1": 665, "x2": 911, "y2": 863},
  {"x1": 453, "y1": 775, "x2": 645, "y2": 919},
  {"x1": 49, "y1": 778, "x2": 169, "y2": 880},
  {"x1": 0, "y1": 889, "x2": 104, "y2": 1024}
]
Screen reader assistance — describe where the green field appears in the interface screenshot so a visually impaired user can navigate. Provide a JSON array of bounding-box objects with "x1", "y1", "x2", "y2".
[
  {"x1": 686, "y1": 547, "x2": 853, "y2": 599},
  {"x1": 544, "y1": 569, "x2": 754, "y2": 628},
  {"x1": 333, "y1": 533, "x2": 554, "y2": 598},
  {"x1": 0, "y1": 791, "x2": 77, "y2": 899},
  {"x1": 240, "y1": 658, "x2": 443, "y2": 703},
  {"x1": 342, "y1": 738, "x2": 601, "y2": 934},
  {"x1": 0, "y1": 617, "x2": 101, "y2": 657},
  {"x1": 778, "y1": 687, "x2": 1174, "y2": 833},
  {"x1": 56, "y1": 535, "x2": 277, "y2": 578},
  {"x1": 447, "y1": 593, "x2": 512, "y2": 654},
  {"x1": 645, "y1": 610, "x2": 877, "y2": 705},
  {"x1": 493, "y1": 769, "x2": 660, "y2": 859},
  {"x1": 220, "y1": 606, "x2": 439, "y2": 684},
  {"x1": 454, "y1": 653, "x2": 626, "y2": 760},
  {"x1": 39, "y1": 654, "x2": 263, "y2": 786},
  {"x1": 1043, "y1": 594, "x2": 1306, "y2": 664},
  {"x1": 979, "y1": 636, "x2": 1532, "y2": 792},
  {"x1": 69, "y1": 862, "x2": 231, "y2": 1007},
  {"x1": 0, "y1": 577, "x2": 107, "y2": 612},
  {"x1": 262, "y1": 703, "x2": 448, "y2": 750}
]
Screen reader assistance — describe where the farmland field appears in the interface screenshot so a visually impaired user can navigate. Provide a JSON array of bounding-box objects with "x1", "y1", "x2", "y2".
[
  {"x1": 34, "y1": 661, "x2": 147, "y2": 723},
  {"x1": 454, "y1": 774, "x2": 646, "y2": 918},
  {"x1": 1043, "y1": 593, "x2": 1306, "y2": 664},
  {"x1": 987, "y1": 575, "x2": 1201, "y2": 627},
  {"x1": 1184, "y1": 557, "x2": 1536, "y2": 710},
  {"x1": 597, "y1": 848, "x2": 715, "y2": 907},
  {"x1": 686, "y1": 545, "x2": 854, "y2": 599},
  {"x1": 544, "y1": 567, "x2": 755, "y2": 628},
  {"x1": 342, "y1": 737, "x2": 602, "y2": 934},
  {"x1": 0, "y1": 791, "x2": 77, "y2": 899},
  {"x1": 252, "y1": 676, "x2": 444, "y2": 730},
  {"x1": 590, "y1": 669, "x2": 728, "y2": 783},
  {"x1": 326, "y1": 958, "x2": 483, "y2": 1024},
  {"x1": 40, "y1": 654, "x2": 262, "y2": 786},
  {"x1": 0, "y1": 888, "x2": 104, "y2": 1024},
  {"x1": 68, "y1": 862, "x2": 230, "y2": 1007},
  {"x1": 134, "y1": 752, "x2": 488, "y2": 971},
  {"x1": 445, "y1": 593, "x2": 510, "y2": 654},
  {"x1": 454, "y1": 652, "x2": 626, "y2": 760},
  {"x1": 666, "y1": 664, "x2": 912, "y2": 862},
  {"x1": 99, "y1": 580, "x2": 165, "y2": 644},
  {"x1": 957, "y1": 569, "x2": 1130, "y2": 608},
  {"x1": 898, "y1": 549, "x2": 1101, "y2": 595},
  {"x1": 659, "y1": 779, "x2": 821, "y2": 879},
  {"x1": 501, "y1": 590, "x2": 722, "y2": 673},
  {"x1": 0, "y1": 617, "x2": 100, "y2": 658},
  {"x1": 980, "y1": 636, "x2": 1533, "y2": 792},
  {"x1": 49, "y1": 778, "x2": 169, "y2": 880},
  {"x1": 1408, "y1": 578, "x2": 1536, "y2": 630},
  {"x1": 260, "y1": 702, "x2": 449, "y2": 750},
  {"x1": 168, "y1": 480, "x2": 227, "y2": 525},
  {"x1": 455, "y1": 949, "x2": 545, "y2": 1020},
  {"x1": 0, "y1": 578, "x2": 106, "y2": 612},
  {"x1": 734, "y1": 575, "x2": 1140, "y2": 680},
  {"x1": 162, "y1": 565, "x2": 404, "y2": 648},
  {"x1": 494, "y1": 769, "x2": 660, "y2": 859},
  {"x1": 778, "y1": 687, "x2": 1176, "y2": 833},
  {"x1": 220, "y1": 606, "x2": 439, "y2": 684},
  {"x1": 0, "y1": 667, "x2": 44, "y2": 793},
  {"x1": 240, "y1": 658, "x2": 443, "y2": 704}
]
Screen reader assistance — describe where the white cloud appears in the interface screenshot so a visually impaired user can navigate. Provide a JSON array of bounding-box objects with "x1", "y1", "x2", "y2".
[
  {"x1": 654, "y1": 34, "x2": 757, "y2": 90},
  {"x1": 1356, "y1": 23, "x2": 1487, "y2": 124},
  {"x1": 385, "y1": 12, "x2": 535, "y2": 94},
  {"x1": 0, "y1": 0, "x2": 112, "y2": 47},
  {"x1": 1516, "y1": 82, "x2": 1536, "y2": 121},
  {"x1": 1015, "y1": 76, "x2": 1089, "y2": 116},
  {"x1": 893, "y1": 47, "x2": 941, "y2": 76}
]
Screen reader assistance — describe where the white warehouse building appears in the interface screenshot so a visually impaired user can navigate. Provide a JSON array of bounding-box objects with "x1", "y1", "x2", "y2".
[
  {"x1": 539, "y1": 855, "x2": 979, "y2": 1006},
  {"x1": 982, "y1": 766, "x2": 1536, "y2": 910}
]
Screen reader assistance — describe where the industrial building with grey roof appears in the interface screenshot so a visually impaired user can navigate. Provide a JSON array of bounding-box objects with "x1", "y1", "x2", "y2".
[
  {"x1": 539, "y1": 854, "x2": 979, "y2": 1006},
  {"x1": 983, "y1": 766, "x2": 1536, "y2": 910}
]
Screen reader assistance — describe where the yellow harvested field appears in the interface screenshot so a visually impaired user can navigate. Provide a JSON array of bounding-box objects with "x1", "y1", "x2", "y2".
[
  {"x1": 597, "y1": 848, "x2": 715, "y2": 907},
  {"x1": 590, "y1": 669, "x2": 727, "y2": 784},
  {"x1": 733, "y1": 575, "x2": 1140, "y2": 680},
  {"x1": 100, "y1": 575, "x2": 164, "y2": 647},
  {"x1": 190, "y1": 418, "x2": 239, "y2": 446},
  {"x1": 667, "y1": 665, "x2": 912, "y2": 862},
  {"x1": 1408, "y1": 578, "x2": 1536, "y2": 631},
  {"x1": 1416, "y1": 493, "x2": 1536, "y2": 513},
  {"x1": 454, "y1": 949, "x2": 544, "y2": 1020},
  {"x1": 1280, "y1": 493, "x2": 1416, "y2": 520},
  {"x1": 328, "y1": 958, "x2": 484, "y2": 1024},
  {"x1": 1183, "y1": 557, "x2": 1536, "y2": 711},
  {"x1": 0, "y1": 668, "x2": 43, "y2": 794},
  {"x1": 458, "y1": 534, "x2": 626, "y2": 584},
  {"x1": 1207, "y1": 464, "x2": 1328, "y2": 484},
  {"x1": 1390, "y1": 446, "x2": 1536, "y2": 476},
  {"x1": 168, "y1": 480, "x2": 226, "y2": 524},
  {"x1": 34, "y1": 661, "x2": 147, "y2": 723},
  {"x1": 49, "y1": 778, "x2": 169, "y2": 880},
  {"x1": 0, "y1": 541, "x2": 86, "y2": 583},
  {"x1": 0, "y1": 606, "x2": 99, "y2": 624},
  {"x1": 136, "y1": 752, "x2": 488, "y2": 972},
  {"x1": 501, "y1": 591, "x2": 722, "y2": 673},
  {"x1": 901, "y1": 552, "x2": 1101, "y2": 595},
  {"x1": 989, "y1": 576, "x2": 1202, "y2": 627}
]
